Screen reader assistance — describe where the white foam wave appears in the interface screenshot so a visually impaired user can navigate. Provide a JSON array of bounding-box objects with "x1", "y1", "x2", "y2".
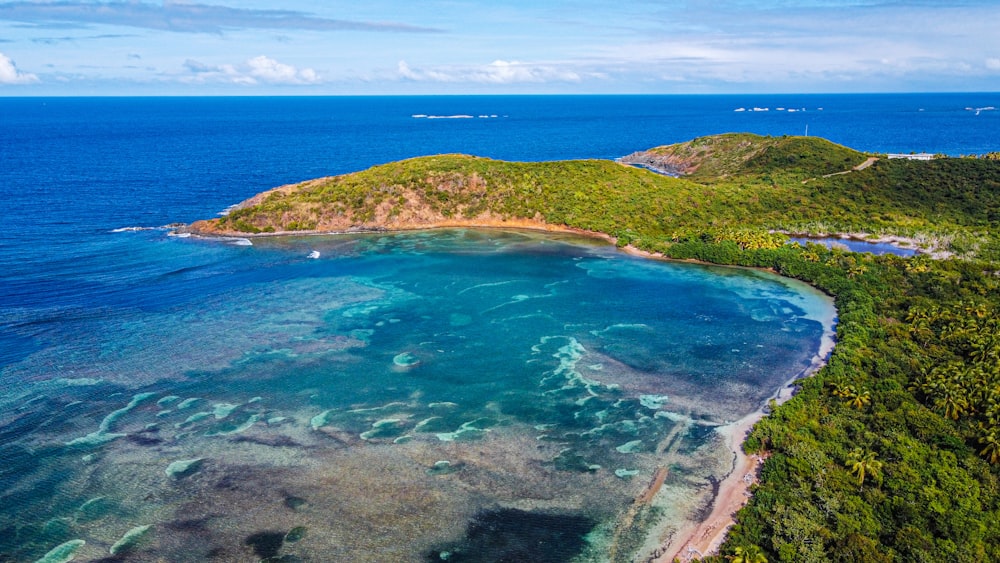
[
  {"x1": 413, "y1": 114, "x2": 504, "y2": 119},
  {"x1": 412, "y1": 114, "x2": 473, "y2": 119}
]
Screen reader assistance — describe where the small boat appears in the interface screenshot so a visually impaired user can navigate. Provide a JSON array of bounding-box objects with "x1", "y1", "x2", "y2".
[{"x1": 307, "y1": 250, "x2": 320, "y2": 259}]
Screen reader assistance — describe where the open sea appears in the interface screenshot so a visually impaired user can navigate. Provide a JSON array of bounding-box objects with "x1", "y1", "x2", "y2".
[{"x1": 0, "y1": 94, "x2": 997, "y2": 562}]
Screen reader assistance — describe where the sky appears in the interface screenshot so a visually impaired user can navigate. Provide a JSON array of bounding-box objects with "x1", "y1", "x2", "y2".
[{"x1": 1, "y1": 0, "x2": 999, "y2": 95}]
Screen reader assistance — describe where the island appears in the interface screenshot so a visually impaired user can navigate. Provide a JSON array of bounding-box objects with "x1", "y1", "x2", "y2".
[{"x1": 185, "y1": 133, "x2": 1000, "y2": 562}]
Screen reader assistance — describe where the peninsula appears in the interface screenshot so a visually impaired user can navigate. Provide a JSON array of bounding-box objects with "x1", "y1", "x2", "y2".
[{"x1": 187, "y1": 134, "x2": 1000, "y2": 562}]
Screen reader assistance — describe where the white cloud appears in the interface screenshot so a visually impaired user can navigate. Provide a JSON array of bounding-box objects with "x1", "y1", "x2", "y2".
[
  {"x1": 398, "y1": 60, "x2": 581, "y2": 84},
  {"x1": 246, "y1": 55, "x2": 318, "y2": 84},
  {"x1": 0, "y1": 1, "x2": 439, "y2": 34},
  {"x1": 0, "y1": 51, "x2": 39, "y2": 84},
  {"x1": 987, "y1": 58, "x2": 1000, "y2": 71},
  {"x1": 183, "y1": 55, "x2": 319, "y2": 85}
]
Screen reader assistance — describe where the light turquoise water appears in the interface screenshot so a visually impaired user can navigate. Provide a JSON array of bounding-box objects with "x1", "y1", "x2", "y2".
[{"x1": 0, "y1": 229, "x2": 834, "y2": 562}]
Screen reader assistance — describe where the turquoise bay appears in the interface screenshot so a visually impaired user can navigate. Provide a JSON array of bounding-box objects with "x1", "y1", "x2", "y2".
[{"x1": 1, "y1": 229, "x2": 833, "y2": 561}]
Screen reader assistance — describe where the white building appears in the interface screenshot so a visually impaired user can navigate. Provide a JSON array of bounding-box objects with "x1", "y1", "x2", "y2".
[{"x1": 887, "y1": 153, "x2": 935, "y2": 161}]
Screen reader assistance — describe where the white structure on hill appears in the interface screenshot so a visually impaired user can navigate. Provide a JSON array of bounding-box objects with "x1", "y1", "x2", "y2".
[{"x1": 887, "y1": 153, "x2": 935, "y2": 161}]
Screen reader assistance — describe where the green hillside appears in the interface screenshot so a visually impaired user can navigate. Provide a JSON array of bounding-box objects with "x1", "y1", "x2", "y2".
[
  {"x1": 198, "y1": 134, "x2": 1000, "y2": 260},
  {"x1": 623, "y1": 132, "x2": 866, "y2": 179},
  {"x1": 189, "y1": 134, "x2": 1000, "y2": 563}
]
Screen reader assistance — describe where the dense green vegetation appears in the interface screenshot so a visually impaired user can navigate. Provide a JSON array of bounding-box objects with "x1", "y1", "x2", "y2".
[
  {"x1": 668, "y1": 240, "x2": 1000, "y2": 563},
  {"x1": 194, "y1": 134, "x2": 1000, "y2": 562},
  {"x1": 212, "y1": 134, "x2": 1000, "y2": 257}
]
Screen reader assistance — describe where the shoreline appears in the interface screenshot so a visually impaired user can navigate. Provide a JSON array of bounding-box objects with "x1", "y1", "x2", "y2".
[
  {"x1": 180, "y1": 219, "x2": 839, "y2": 561},
  {"x1": 181, "y1": 217, "x2": 623, "y2": 246},
  {"x1": 654, "y1": 321, "x2": 836, "y2": 562}
]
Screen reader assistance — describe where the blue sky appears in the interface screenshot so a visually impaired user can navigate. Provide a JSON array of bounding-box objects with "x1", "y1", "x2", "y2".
[{"x1": 1, "y1": 0, "x2": 999, "y2": 94}]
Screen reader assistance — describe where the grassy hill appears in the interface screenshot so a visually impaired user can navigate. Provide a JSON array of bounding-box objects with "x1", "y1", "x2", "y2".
[
  {"x1": 189, "y1": 134, "x2": 1000, "y2": 563},
  {"x1": 194, "y1": 133, "x2": 1000, "y2": 257},
  {"x1": 620, "y1": 132, "x2": 866, "y2": 179}
]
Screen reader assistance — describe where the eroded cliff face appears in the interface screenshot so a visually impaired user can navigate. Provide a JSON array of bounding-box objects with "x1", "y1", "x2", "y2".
[
  {"x1": 616, "y1": 151, "x2": 691, "y2": 176},
  {"x1": 182, "y1": 180, "x2": 560, "y2": 238}
]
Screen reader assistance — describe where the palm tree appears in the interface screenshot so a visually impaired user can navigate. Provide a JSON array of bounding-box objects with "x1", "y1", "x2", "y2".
[
  {"x1": 829, "y1": 381, "x2": 849, "y2": 398},
  {"x1": 729, "y1": 544, "x2": 768, "y2": 563},
  {"x1": 830, "y1": 383, "x2": 871, "y2": 409},
  {"x1": 979, "y1": 429, "x2": 1000, "y2": 465},
  {"x1": 847, "y1": 263, "x2": 867, "y2": 279},
  {"x1": 846, "y1": 448, "x2": 883, "y2": 487},
  {"x1": 933, "y1": 387, "x2": 970, "y2": 420},
  {"x1": 847, "y1": 389, "x2": 871, "y2": 409}
]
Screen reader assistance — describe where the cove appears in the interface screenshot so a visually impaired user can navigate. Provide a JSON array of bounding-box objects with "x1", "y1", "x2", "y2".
[{"x1": 0, "y1": 229, "x2": 835, "y2": 562}]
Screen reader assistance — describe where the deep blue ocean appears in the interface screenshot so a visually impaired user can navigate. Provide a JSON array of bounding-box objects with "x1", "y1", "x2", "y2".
[
  {"x1": 0, "y1": 94, "x2": 996, "y2": 562},
  {"x1": 3, "y1": 94, "x2": 999, "y2": 307}
]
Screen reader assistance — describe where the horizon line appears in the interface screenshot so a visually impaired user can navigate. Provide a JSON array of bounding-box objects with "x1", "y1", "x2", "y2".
[{"x1": 2, "y1": 91, "x2": 999, "y2": 99}]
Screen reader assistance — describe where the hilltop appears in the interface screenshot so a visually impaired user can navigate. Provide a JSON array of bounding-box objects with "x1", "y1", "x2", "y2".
[{"x1": 618, "y1": 132, "x2": 865, "y2": 179}]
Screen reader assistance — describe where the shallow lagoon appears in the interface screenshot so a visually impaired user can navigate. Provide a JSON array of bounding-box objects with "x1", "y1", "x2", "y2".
[
  {"x1": 0, "y1": 229, "x2": 834, "y2": 562},
  {"x1": 787, "y1": 236, "x2": 918, "y2": 257}
]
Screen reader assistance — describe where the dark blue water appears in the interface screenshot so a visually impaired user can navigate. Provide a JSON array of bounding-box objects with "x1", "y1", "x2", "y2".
[{"x1": 0, "y1": 94, "x2": 993, "y2": 561}]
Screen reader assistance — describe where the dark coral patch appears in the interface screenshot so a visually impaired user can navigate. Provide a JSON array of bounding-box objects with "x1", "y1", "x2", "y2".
[
  {"x1": 245, "y1": 531, "x2": 285, "y2": 558},
  {"x1": 428, "y1": 508, "x2": 594, "y2": 563}
]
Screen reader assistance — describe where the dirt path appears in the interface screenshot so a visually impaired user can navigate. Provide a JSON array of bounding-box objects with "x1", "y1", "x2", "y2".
[
  {"x1": 852, "y1": 156, "x2": 878, "y2": 171},
  {"x1": 803, "y1": 156, "x2": 879, "y2": 183}
]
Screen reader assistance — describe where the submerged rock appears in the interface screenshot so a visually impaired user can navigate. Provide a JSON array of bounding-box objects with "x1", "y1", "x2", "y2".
[
  {"x1": 176, "y1": 397, "x2": 202, "y2": 410},
  {"x1": 245, "y1": 531, "x2": 285, "y2": 559},
  {"x1": 65, "y1": 431, "x2": 125, "y2": 447},
  {"x1": 310, "y1": 410, "x2": 334, "y2": 430},
  {"x1": 639, "y1": 395, "x2": 669, "y2": 410},
  {"x1": 204, "y1": 414, "x2": 260, "y2": 436},
  {"x1": 615, "y1": 440, "x2": 644, "y2": 454},
  {"x1": 33, "y1": 539, "x2": 85, "y2": 563},
  {"x1": 360, "y1": 418, "x2": 405, "y2": 440},
  {"x1": 176, "y1": 411, "x2": 212, "y2": 428},
  {"x1": 109, "y1": 524, "x2": 152, "y2": 555},
  {"x1": 283, "y1": 495, "x2": 307, "y2": 511},
  {"x1": 165, "y1": 458, "x2": 204, "y2": 479},
  {"x1": 414, "y1": 416, "x2": 450, "y2": 432},
  {"x1": 392, "y1": 352, "x2": 420, "y2": 368},
  {"x1": 212, "y1": 402, "x2": 240, "y2": 419},
  {"x1": 65, "y1": 392, "x2": 157, "y2": 447},
  {"x1": 426, "y1": 460, "x2": 461, "y2": 476},
  {"x1": 39, "y1": 518, "x2": 73, "y2": 544},
  {"x1": 75, "y1": 496, "x2": 112, "y2": 522},
  {"x1": 552, "y1": 449, "x2": 600, "y2": 472},
  {"x1": 284, "y1": 526, "x2": 307, "y2": 543}
]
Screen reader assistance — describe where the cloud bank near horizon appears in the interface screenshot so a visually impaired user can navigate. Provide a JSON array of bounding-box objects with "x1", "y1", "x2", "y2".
[
  {"x1": 1, "y1": 1, "x2": 998, "y2": 94},
  {"x1": 397, "y1": 60, "x2": 584, "y2": 85},
  {"x1": 182, "y1": 55, "x2": 319, "y2": 85}
]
